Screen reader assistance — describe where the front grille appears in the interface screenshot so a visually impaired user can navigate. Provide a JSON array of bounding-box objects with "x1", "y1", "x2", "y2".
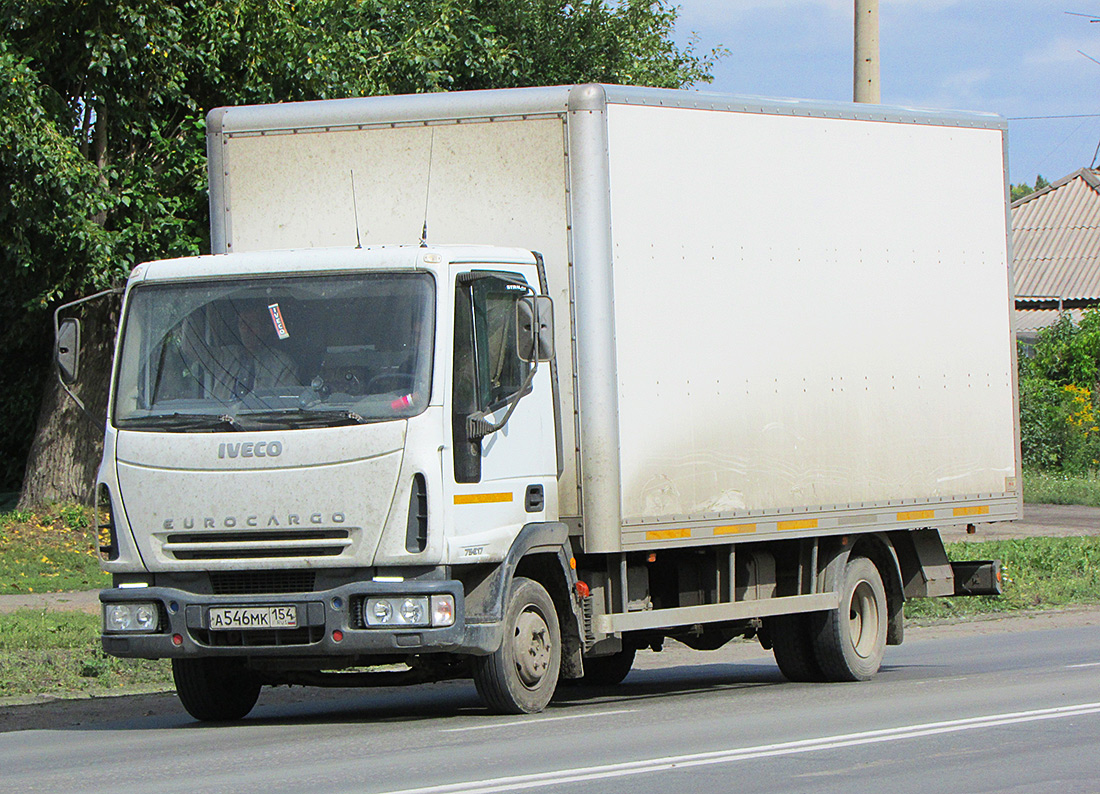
[
  {"x1": 163, "y1": 528, "x2": 351, "y2": 561},
  {"x1": 209, "y1": 571, "x2": 317, "y2": 595},
  {"x1": 191, "y1": 627, "x2": 324, "y2": 647}
]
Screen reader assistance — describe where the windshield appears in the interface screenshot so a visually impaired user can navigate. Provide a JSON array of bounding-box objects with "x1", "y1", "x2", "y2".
[{"x1": 114, "y1": 273, "x2": 435, "y2": 430}]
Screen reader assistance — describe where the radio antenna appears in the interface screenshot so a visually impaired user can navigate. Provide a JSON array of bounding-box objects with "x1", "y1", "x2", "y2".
[
  {"x1": 420, "y1": 128, "x2": 436, "y2": 248},
  {"x1": 350, "y1": 169, "x2": 363, "y2": 249}
]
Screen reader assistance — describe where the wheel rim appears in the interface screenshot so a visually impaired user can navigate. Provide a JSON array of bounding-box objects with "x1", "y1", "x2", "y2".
[
  {"x1": 512, "y1": 607, "x2": 552, "y2": 689},
  {"x1": 848, "y1": 580, "x2": 880, "y2": 659}
]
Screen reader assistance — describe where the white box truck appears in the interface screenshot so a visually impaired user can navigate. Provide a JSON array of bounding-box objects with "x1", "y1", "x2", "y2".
[{"x1": 59, "y1": 84, "x2": 1019, "y2": 720}]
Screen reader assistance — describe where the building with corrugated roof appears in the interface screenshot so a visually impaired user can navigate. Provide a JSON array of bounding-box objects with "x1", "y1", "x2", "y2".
[{"x1": 1013, "y1": 168, "x2": 1100, "y2": 340}]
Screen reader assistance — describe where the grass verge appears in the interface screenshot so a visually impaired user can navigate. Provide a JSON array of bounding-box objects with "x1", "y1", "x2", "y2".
[
  {"x1": 1023, "y1": 469, "x2": 1100, "y2": 506},
  {"x1": 905, "y1": 536, "x2": 1100, "y2": 620},
  {"x1": 0, "y1": 611, "x2": 171, "y2": 698},
  {"x1": 0, "y1": 504, "x2": 109, "y2": 594}
]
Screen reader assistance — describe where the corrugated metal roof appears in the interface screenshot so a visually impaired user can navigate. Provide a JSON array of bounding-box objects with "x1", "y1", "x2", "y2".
[
  {"x1": 1013, "y1": 168, "x2": 1100, "y2": 300},
  {"x1": 1015, "y1": 308, "x2": 1085, "y2": 335}
]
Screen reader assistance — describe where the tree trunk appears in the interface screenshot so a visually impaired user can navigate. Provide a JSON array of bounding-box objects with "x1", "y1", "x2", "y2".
[{"x1": 18, "y1": 295, "x2": 120, "y2": 508}]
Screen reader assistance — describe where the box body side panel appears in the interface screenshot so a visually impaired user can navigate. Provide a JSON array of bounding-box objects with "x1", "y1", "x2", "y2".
[{"x1": 604, "y1": 104, "x2": 1017, "y2": 526}]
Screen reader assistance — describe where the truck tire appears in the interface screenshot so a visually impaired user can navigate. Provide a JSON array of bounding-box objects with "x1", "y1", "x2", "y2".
[
  {"x1": 768, "y1": 613, "x2": 824, "y2": 682},
  {"x1": 581, "y1": 647, "x2": 636, "y2": 686},
  {"x1": 812, "y1": 556, "x2": 887, "y2": 681},
  {"x1": 172, "y1": 658, "x2": 262, "y2": 721},
  {"x1": 473, "y1": 576, "x2": 561, "y2": 714}
]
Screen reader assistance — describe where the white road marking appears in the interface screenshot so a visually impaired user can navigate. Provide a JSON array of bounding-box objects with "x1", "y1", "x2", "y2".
[
  {"x1": 383, "y1": 701, "x2": 1100, "y2": 794},
  {"x1": 1068, "y1": 662, "x2": 1100, "y2": 669},
  {"x1": 441, "y1": 709, "x2": 637, "y2": 733}
]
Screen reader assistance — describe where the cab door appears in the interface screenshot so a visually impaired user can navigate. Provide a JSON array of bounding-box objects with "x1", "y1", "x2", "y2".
[{"x1": 445, "y1": 267, "x2": 557, "y2": 561}]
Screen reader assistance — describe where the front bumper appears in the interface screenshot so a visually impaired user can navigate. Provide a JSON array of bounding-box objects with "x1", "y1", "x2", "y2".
[{"x1": 100, "y1": 580, "x2": 503, "y2": 659}]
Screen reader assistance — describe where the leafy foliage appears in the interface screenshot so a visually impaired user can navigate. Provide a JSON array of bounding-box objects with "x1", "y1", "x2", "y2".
[
  {"x1": 1010, "y1": 173, "x2": 1050, "y2": 203},
  {"x1": 0, "y1": 0, "x2": 720, "y2": 494},
  {"x1": 1019, "y1": 310, "x2": 1100, "y2": 472}
]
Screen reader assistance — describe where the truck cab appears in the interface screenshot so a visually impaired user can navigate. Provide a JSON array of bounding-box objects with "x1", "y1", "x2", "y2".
[{"x1": 95, "y1": 244, "x2": 571, "y2": 717}]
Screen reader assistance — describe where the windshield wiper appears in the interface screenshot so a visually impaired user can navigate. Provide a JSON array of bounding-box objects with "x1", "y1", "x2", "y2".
[
  {"x1": 241, "y1": 408, "x2": 371, "y2": 428},
  {"x1": 117, "y1": 413, "x2": 242, "y2": 431}
]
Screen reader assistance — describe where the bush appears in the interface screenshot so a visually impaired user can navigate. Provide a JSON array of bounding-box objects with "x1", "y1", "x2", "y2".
[{"x1": 1019, "y1": 310, "x2": 1100, "y2": 473}]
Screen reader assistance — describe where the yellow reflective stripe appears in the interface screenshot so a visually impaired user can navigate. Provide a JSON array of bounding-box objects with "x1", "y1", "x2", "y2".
[
  {"x1": 453, "y1": 492, "x2": 513, "y2": 505},
  {"x1": 953, "y1": 505, "x2": 990, "y2": 517},
  {"x1": 646, "y1": 528, "x2": 691, "y2": 541},
  {"x1": 898, "y1": 509, "x2": 936, "y2": 521},
  {"x1": 714, "y1": 523, "x2": 757, "y2": 535},
  {"x1": 778, "y1": 518, "x2": 818, "y2": 531}
]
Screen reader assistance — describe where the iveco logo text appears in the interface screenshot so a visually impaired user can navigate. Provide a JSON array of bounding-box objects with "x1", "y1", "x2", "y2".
[
  {"x1": 162, "y1": 512, "x2": 346, "y2": 530},
  {"x1": 218, "y1": 441, "x2": 282, "y2": 459}
]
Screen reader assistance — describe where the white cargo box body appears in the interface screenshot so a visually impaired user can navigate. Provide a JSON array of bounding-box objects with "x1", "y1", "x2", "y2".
[{"x1": 207, "y1": 84, "x2": 1020, "y2": 555}]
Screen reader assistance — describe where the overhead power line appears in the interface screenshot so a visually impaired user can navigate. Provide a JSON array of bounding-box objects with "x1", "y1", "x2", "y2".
[{"x1": 1009, "y1": 114, "x2": 1100, "y2": 120}]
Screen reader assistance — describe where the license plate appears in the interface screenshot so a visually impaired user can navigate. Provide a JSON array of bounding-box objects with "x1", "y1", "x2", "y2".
[{"x1": 208, "y1": 606, "x2": 297, "y2": 630}]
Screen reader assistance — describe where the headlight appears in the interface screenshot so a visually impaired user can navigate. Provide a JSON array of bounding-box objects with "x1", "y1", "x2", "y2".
[
  {"x1": 371, "y1": 599, "x2": 393, "y2": 622},
  {"x1": 364, "y1": 595, "x2": 455, "y2": 628},
  {"x1": 104, "y1": 602, "x2": 160, "y2": 633},
  {"x1": 400, "y1": 598, "x2": 424, "y2": 623}
]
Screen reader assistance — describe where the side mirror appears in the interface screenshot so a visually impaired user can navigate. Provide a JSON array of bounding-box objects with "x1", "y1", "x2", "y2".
[
  {"x1": 57, "y1": 317, "x2": 81, "y2": 384},
  {"x1": 516, "y1": 295, "x2": 554, "y2": 363}
]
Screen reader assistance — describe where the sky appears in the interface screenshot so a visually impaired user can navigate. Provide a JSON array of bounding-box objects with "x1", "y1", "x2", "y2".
[{"x1": 670, "y1": 0, "x2": 1100, "y2": 187}]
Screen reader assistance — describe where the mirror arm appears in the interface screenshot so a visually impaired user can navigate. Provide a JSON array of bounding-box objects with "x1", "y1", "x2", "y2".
[
  {"x1": 53, "y1": 287, "x2": 124, "y2": 417},
  {"x1": 59, "y1": 367, "x2": 88, "y2": 417},
  {"x1": 466, "y1": 358, "x2": 539, "y2": 440}
]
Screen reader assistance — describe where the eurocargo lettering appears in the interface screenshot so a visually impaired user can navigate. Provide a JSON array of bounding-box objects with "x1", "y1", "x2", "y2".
[{"x1": 56, "y1": 85, "x2": 1018, "y2": 721}]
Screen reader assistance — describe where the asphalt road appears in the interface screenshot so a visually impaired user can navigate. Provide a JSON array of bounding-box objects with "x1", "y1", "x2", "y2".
[{"x1": 2, "y1": 610, "x2": 1099, "y2": 794}]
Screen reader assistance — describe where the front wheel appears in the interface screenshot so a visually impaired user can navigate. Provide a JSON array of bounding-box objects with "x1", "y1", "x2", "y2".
[
  {"x1": 473, "y1": 577, "x2": 561, "y2": 714},
  {"x1": 172, "y1": 658, "x2": 262, "y2": 722},
  {"x1": 812, "y1": 556, "x2": 887, "y2": 681}
]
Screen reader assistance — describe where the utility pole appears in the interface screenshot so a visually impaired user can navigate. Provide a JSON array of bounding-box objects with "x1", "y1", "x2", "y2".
[{"x1": 854, "y1": 0, "x2": 880, "y2": 103}]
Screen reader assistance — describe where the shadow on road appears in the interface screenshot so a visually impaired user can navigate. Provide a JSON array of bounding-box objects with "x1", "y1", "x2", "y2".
[{"x1": 0, "y1": 661, "x2": 788, "y2": 733}]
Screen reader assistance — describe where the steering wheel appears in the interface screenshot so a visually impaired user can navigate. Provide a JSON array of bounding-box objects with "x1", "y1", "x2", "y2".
[{"x1": 366, "y1": 373, "x2": 415, "y2": 394}]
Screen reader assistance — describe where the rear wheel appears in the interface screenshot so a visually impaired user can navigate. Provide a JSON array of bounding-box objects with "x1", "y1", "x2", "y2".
[
  {"x1": 768, "y1": 613, "x2": 824, "y2": 682},
  {"x1": 581, "y1": 646, "x2": 636, "y2": 686},
  {"x1": 473, "y1": 577, "x2": 561, "y2": 713},
  {"x1": 812, "y1": 556, "x2": 887, "y2": 681},
  {"x1": 172, "y1": 658, "x2": 262, "y2": 721}
]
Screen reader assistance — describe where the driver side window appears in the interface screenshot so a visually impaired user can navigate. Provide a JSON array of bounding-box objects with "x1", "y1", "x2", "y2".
[
  {"x1": 451, "y1": 273, "x2": 531, "y2": 483},
  {"x1": 473, "y1": 279, "x2": 527, "y2": 410}
]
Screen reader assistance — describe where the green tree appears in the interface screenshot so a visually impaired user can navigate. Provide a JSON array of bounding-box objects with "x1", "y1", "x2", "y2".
[
  {"x1": 1011, "y1": 173, "x2": 1050, "y2": 203},
  {"x1": 0, "y1": 37, "x2": 117, "y2": 495},
  {"x1": 2, "y1": 0, "x2": 721, "y2": 504}
]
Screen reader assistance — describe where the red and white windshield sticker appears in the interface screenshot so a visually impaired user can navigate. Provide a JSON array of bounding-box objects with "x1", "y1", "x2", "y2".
[{"x1": 268, "y1": 303, "x2": 290, "y2": 340}]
